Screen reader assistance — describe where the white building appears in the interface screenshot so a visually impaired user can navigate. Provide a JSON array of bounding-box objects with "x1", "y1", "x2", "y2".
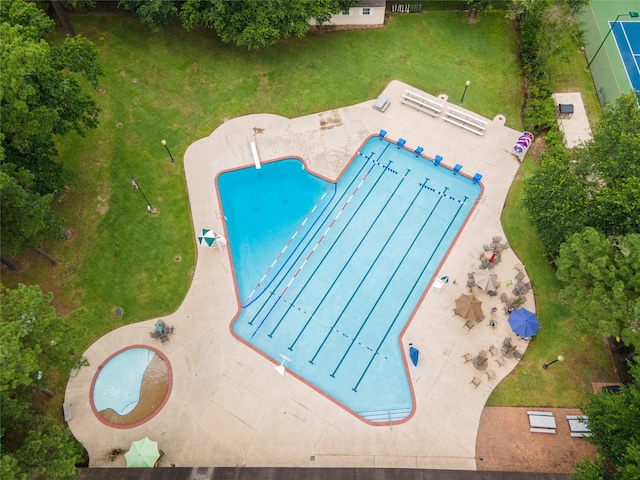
[{"x1": 309, "y1": 0, "x2": 386, "y2": 28}]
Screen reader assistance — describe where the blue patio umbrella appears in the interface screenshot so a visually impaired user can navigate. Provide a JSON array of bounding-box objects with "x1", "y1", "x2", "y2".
[
  {"x1": 408, "y1": 343, "x2": 419, "y2": 367},
  {"x1": 508, "y1": 308, "x2": 540, "y2": 338}
]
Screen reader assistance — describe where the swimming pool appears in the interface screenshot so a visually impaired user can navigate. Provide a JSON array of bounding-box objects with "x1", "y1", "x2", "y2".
[
  {"x1": 218, "y1": 135, "x2": 482, "y2": 424},
  {"x1": 90, "y1": 345, "x2": 172, "y2": 428}
]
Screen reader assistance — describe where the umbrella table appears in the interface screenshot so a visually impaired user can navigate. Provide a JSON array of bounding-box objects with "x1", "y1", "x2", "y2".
[
  {"x1": 197, "y1": 228, "x2": 217, "y2": 247},
  {"x1": 473, "y1": 268, "x2": 499, "y2": 292},
  {"x1": 508, "y1": 308, "x2": 540, "y2": 338},
  {"x1": 454, "y1": 293, "x2": 484, "y2": 321},
  {"x1": 125, "y1": 437, "x2": 160, "y2": 468}
]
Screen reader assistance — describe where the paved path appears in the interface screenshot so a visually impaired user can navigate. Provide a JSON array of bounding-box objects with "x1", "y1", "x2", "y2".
[
  {"x1": 66, "y1": 80, "x2": 531, "y2": 469},
  {"x1": 552, "y1": 92, "x2": 592, "y2": 148}
]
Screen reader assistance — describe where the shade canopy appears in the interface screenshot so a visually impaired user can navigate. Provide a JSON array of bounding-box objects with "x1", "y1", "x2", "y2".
[
  {"x1": 454, "y1": 293, "x2": 483, "y2": 321},
  {"x1": 473, "y1": 268, "x2": 499, "y2": 292},
  {"x1": 125, "y1": 437, "x2": 160, "y2": 468},
  {"x1": 508, "y1": 308, "x2": 540, "y2": 338}
]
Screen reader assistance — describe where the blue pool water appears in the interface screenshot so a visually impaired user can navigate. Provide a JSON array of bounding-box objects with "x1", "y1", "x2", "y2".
[
  {"x1": 218, "y1": 136, "x2": 481, "y2": 424},
  {"x1": 93, "y1": 348, "x2": 155, "y2": 415}
]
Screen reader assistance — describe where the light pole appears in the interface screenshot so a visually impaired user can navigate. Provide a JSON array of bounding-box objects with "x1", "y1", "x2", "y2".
[
  {"x1": 587, "y1": 11, "x2": 638, "y2": 69},
  {"x1": 460, "y1": 80, "x2": 470, "y2": 104},
  {"x1": 543, "y1": 355, "x2": 564, "y2": 369},
  {"x1": 161, "y1": 139, "x2": 175, "y2": 163},
  {"x1": 130, "y1": 176, "x2": 155, "y2": 213}
]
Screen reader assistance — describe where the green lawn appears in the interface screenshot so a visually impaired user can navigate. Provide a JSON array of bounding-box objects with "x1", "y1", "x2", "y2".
[{"x1": 3, "y1": 10, "x2": 615, "y2": 415}]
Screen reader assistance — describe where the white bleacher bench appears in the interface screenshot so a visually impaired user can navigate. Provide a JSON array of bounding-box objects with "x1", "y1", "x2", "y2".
[
  {"x1": 530, "y1": 428, "x2": 556, "y2": 434},
  {"x1": 373, "y1": 94, "x2": 390, "y2": 112},
  {"x1": 443, "y1": 107, "x2": 488, "y2": 136},
  {"x1": 527, "y1": 411, "x2": 553, "y2": 416},
  {"x1": 401, "y1": 90, "x2": 442, "y2": 117},
  {"x1": 63, "y1": 402, "x2": 73, "y2": 422}
]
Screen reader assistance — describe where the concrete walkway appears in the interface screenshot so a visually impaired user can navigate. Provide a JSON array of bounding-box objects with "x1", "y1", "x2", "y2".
[
  {"x1": 552, "y1": 92, "x2": 592, "y2": 148},
  {"x1": 66, "y1": 80, "x2": 530, "y2": 469}
]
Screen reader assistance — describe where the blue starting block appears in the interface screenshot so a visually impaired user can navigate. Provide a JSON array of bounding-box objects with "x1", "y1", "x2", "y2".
[
  {"x1": 472, "y1": 173, "x2": 482, "y2": 183},
  {"x1": 415, "y1": 146, "x2": 424, "y2": 155},
  {"x1": 397, "y1": 138, "x2": 406, "y2": 147},
  {"x1": 379, "y1": 129, "x2": 387, "y2": 138},
  {"x1": 434, "y1": 155, "x2": 443, "y2": 166},
  {"x1": 453, "y1": 164, "x2": 463, "y2": 173}
]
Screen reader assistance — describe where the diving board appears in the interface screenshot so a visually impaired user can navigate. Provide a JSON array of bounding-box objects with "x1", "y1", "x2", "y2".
[{"x1": 250, "y1": 140, "x2": 261, "y2": 169}]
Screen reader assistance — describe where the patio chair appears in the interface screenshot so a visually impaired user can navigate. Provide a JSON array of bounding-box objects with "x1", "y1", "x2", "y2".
[
  {"x1": 461, "y1": 353, "x2": 473, "y2": 364},
  {"x1": 160, "y1": 333, "x2": 170, "y2": 343},
  {"x1": 468, "y1": 272, "x2": 475, "y2": 279},
  {"x1": 486, "y1": 369, "x2": 496, "y2": 381},
  {"x1": 464, "y1": 320, "x2": 475, "y2": 331},
  {"x1": 150, "y1": 330, "x2": 162, "y2": 339},
  {"x1": 502, "y1": 242, "x2": 510, "y2": 250},
  {"x1": 495, "y1": 356, "x2": 506, "y2": 368},
  {"x1": 475, "y1": 314, "x2": 485, "y2": 324},
  {"x1": 157, "y1": 319, "x2": 167, "y2": 329},
  {"x1": 492, "y1": 236, "x2": 503, "y2": 243},
  {"x1": 488, "y1": 345, "x2": 499, "y2": 357},
  {"x1": 503, "y1": 337, "x2": 513, "y2": 348},
  {"x1": 467, "y1": 278, "x2": 476, "y2": 288},
  {"x1": 483, "y1": 244, "x2": 490, "y2": 251},
  {"x1": 500, "y1": 293, "x2": 509, "y2": 303},
  {"x1": 470, "y1": 377, "x2": 482, "y2": 388},
  {"x1": 164, "y1": 325, "x2": 174, "y2": 335}
]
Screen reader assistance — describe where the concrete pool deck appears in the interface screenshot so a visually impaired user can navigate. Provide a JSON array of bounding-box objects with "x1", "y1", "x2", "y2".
[{"x1": 66, "y1": 79, "x2": 531, "y2": 469}]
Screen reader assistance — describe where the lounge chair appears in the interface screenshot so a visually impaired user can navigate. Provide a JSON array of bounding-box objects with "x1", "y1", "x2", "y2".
[{"x1": 515, "y1": 271, "x2": 526, "y2": 282}]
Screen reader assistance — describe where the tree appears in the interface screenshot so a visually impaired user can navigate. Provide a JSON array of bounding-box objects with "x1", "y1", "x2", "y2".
[
  {"x1": 1, "y1": 0, "x2": 102, "y2": 195},
  {"x1": 1, "y1": 0, "x2": 102, "y2": 257},
  {"x1": 525, "y1": 92, "x2": 640, "y2": 257},
  {"x1": 0, "y1": 283, "x2": 87, "y2": 479},
  {"x1": 180, "y1": 0, "x2": 360, "y2": 49},
  {"x1": 524, "y1": 130, "x2": 588, "y2": 256},
  {"x1": 0, "y1": 167, "x2": 60, "y2": 256},
  {"x1": 572, "y1": 363, "x2": 640, "y2": 480},
  {"x1": 573, "y1": 93, "x2": 640, "y2": 237},
  {"x1": 118, "y1": 0, "x2": 181, "y2": 32},
  {"x1": 556, "y1": 228, "x2": 640, "y2": 343}
]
